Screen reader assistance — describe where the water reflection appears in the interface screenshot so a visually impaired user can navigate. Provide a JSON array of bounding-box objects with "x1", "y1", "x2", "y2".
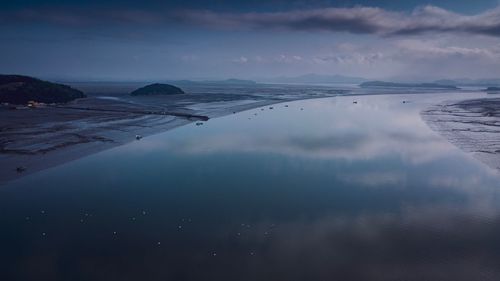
[
  {"x1": 235, "y1": 205, "x2": 500, "y2": 281},
  {"x1": 136, "y1": 96, "x2": 454, "y2": 165},
  {"x1": 1, "y1": 94, "x2": 500, "y2": 281}
]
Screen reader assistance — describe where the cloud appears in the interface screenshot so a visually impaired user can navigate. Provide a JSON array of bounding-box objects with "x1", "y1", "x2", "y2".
[
  {"x1": 230, "y1": 54, "x2": 304, "y2": 64},
  {"x1": 314, "y1": 52, "x2": 384, "y2": 65},
  {"x1": 176, "y1": 7, "x2": 394, "y2": 33},
  {"x1": 3, "y1": 5, "x2": 500, "y2": 38},
  {"x1": 0, "y1": 9, "x2": 165, "y2": 26},
  {"x1": 176, "y1": 5, "x2": 500, "y2": 37},
  {"x1": 274, "y1": 54, "x2": 303, "y2": 63},
  {"x1": 232, "y1": 56, "x2": 249, "y2": 63},
  {"x1": 395, "y1": 39, "x2": 500, "y2": 59}
]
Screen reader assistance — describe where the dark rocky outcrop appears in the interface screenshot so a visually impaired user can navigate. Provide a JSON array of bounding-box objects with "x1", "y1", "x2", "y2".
[
  {"x1": 0, "y1": 75, "x2": 86, "y2": 104},
  {"x1": 130, "y1": 83, "x2": 185, "y2": 96}
]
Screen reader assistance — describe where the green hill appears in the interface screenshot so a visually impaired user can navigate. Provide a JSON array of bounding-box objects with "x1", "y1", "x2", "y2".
[
  {"x1": 0, "y1": 75, "x2": 86, "y2": 104},
  {"x1": 130, "y1": 83, "x2": 185, "y2": 96}
]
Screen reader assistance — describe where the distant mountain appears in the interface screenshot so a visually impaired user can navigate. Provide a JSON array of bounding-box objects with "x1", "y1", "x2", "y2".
[
  {"x1": 263, "y1": 73, "x2": 367, "y2": 84},
  {"x1": 433, "y1": 79, "x2": 461, "y2": 86},
  {"x1": 217, "y1": 79, "x2": 257, "y2": 85},
  {"x1": 434, "y1": 78, "x2": 500, "y2": 86},
  {"x1": 168, "y1": 79, "x2": 257, "y2": 86},
  {"x1": 360, "y1": 81, "x2": 458, "y2": 90},
  {"x1": 130, "y1": 83, "x2": 185, "y2": 96},
  {"x1": 0, "y1": 74, "x2": 86, "y2": 104}
]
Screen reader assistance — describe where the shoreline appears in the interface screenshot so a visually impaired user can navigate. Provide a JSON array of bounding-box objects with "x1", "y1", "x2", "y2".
[
  {"x1": 421, "y1": 97, "x2": 500, "y2": 171},
  {"x1": 2, "y1": 85, "x2": 486, "y2": 185},
  {"x1": 0, "y1": 91, "x2": 339, "y2": 185}
]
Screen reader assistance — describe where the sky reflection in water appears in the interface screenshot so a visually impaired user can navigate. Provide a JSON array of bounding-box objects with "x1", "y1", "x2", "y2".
[{"x1": 1, "y1": 94, "x2": 500, "y2": 281}]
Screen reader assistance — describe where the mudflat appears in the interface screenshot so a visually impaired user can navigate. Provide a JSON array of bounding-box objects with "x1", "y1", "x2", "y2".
[
  {"x1": 422, "y1": 97, "x2": 500, "y2": 170},
  {"x1": 0, "y1": 83, "x2": 344, "y2": 184}
]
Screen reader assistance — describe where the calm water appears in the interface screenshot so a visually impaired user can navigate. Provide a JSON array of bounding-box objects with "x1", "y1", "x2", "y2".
[{"x1": 2, "y1": 93, "x2": 500, "y2": 281}]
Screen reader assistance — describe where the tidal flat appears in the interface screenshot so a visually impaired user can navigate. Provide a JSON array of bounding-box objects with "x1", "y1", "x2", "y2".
[
  {"x1": 422, "y1": 97, "x2": 500, "y2": 170},
  {"x1": 1, "y1": 89, "x2": 500, "y2": 281},
  {"x1": 0, "y1": 83, "x2": 344, "y2": 183}
]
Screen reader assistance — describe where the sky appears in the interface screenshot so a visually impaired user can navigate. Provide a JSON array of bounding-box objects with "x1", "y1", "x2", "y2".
[{"x1": 1, "y1": 0, "x2": 500, "y2": 81}]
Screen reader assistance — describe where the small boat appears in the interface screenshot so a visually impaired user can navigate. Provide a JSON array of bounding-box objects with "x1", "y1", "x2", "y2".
[
  {"x1": 16, "y1": 166, "x2": 26, "y2": 173},
  {"x1": 135, "y1": 134, "x2": 143, "y2": 140}
]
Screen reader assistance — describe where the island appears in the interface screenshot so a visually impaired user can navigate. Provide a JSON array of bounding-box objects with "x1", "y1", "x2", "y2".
[
  {"x1": 0, "y1": 75, "x2": 86, "y2": 104},
  {"x1": 130, "y1": 83, "x2": 185, "y2": 96},
  {"x1": 486, "y1": 87, "x2": 500, "y2": 92},
  {"x1": 0, "y1": 77, "x2": 344, "y2": 185},
  {"x1": 360, "y1": 81, "x2": 458, "y2": 89}
]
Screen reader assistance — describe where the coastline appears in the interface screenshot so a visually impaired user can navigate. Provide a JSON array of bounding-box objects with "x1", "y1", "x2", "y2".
[
  {"x1": 0, "y1": 89, "x2": 341, "y2": 185},
  {"x1": 2, "y1": 84, "x2": 489, "y2": 185},
  {"x1": 421, "y1": 97, "x2": 500, "y2": 171}
]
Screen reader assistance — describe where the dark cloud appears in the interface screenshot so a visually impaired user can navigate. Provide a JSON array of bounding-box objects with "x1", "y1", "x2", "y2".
[
  {"x1": 174, "y1": 7, "x2": 393, "y2": 33},
  {"x1": 0, "y1": 9, "x2": 167, "y2": 26},
  {"x1": 2, "y1": 5, "x2": 500, "y2": 37},
  {"x1": 178, "y1": 5, "x2": 500, "y2": 37}
]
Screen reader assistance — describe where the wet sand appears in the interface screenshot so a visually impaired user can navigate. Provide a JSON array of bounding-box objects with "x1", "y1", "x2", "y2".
[
  {"x1": 3, "y1": 82, "x2": 490, "y2": 185},
  {"x1": 0, "y1": 85, "x2": 344, "y2": 184},
  {"x1": 421, "y1": 97, "x2": 500, "y2": 170}
]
